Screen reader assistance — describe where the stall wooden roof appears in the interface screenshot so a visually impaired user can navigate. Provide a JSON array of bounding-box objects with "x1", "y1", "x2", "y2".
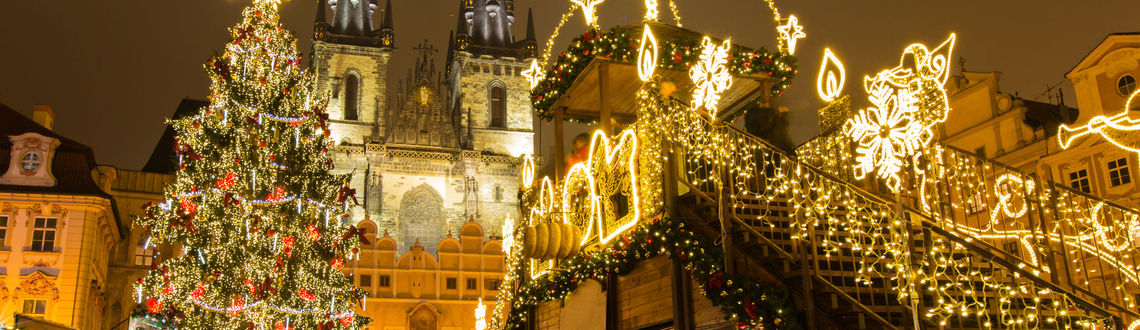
[{"x1": 550, "y1": 23, "x2": 775, "y2": 123}]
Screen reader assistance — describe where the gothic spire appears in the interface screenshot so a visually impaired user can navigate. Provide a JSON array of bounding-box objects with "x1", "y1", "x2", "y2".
[
  {"x1": 380, "y1": 0, "x2": 394, "y2": 30},
  {"x1": 329, "y1": 0, "x2": 375, "y2": 37},
  {"x1": 315, "y1": 0, "x2": 327, "y2": 24},
  {"x1": 524, "y1": 7, "x2": 535, "y2": 42},
  {"x1": 463, "y1": 0, "x2": 515, "y2": 48}
]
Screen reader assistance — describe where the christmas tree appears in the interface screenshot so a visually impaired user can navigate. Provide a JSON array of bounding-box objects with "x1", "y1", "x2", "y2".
[{"x1": 134, "y1": 0, "x2": 369, "y2": 328}]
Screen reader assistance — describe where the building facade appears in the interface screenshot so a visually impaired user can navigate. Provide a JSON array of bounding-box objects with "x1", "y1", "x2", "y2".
[
  {"x1": 1042, "y1": 33, "x2": 1140, "y2": 208},
  {"x1": 312, "y1": 0, "x2": 536, "y2": 328},
  {"x1": 0, "y1": 104, "x2": 121, "y2": 329}
]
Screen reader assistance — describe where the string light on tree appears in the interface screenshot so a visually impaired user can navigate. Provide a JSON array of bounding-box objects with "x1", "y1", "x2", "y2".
[
  {"x1": 776, "y1": 15, "x2": 805, "y2": 55},
  {"x1": 689, "y1": 36, "x2": 733, "y2": 117},
  {"x1": 816, "y1": 48, "x2": 846, "y2": 102}
]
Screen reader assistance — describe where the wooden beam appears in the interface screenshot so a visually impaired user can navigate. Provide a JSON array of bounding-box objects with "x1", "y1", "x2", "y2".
[
  {"x1": 599, "y1": 62, "x2": 612, "y2": 135},
  {"x1": 554, "y1": 108, "x2": 566, "y2": 179}
]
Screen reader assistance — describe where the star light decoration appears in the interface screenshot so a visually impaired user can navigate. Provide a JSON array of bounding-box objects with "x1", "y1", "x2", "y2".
[
  {"x1": 521, "y1": 59, "x2": 543, "y2": 90},
  {"x1": 688, "y1": 36, "x2": 733, "y2": 117},
  {"x1": 776, "y1": 15, "x2": 805, "y2": 55},
  {"x1": 572, "y1": 0, "x2": 605, "y2": 27},
  {"x1": 842, "y1": 34, "x2": 956, "y2": 191}
]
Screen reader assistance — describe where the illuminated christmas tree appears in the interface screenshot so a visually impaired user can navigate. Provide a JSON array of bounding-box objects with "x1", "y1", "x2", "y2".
[{"x1": 134, "y1": 0, "x2": 369, "y2": 328}]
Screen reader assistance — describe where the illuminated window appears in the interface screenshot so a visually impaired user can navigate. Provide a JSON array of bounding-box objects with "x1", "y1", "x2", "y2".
[
  {"x1": 30, "y1": 217, "x2": 57, "y2": 252},
  {"x1": 1118, "y1": 74, "x2": 1137, "y2": 96},
  {"x1": 359, "y1": 274, "x2": 371, "y2": 288},
  {"x1": 446, "y1": 277, "x2": 457, "y2": 290},
  {"x1": 1069, "y1": 169, "x2": 1091, "y2": 193},
  {"x1": 466, "y1": 278, "x2": 477, "y2": 290},
  {"x1": 0, "y1": 216, "x2": 7, "y2": 245},
  {"x1": 134, "y1": 237, "x2": 155, "y2": 267},
  {"x1": 22, "y1": 299, "x2": 46, "y2": 319},
  {"x1": 1108, "y1": 158, "x2": 1132, "y2": 187},
  {"x1": 486, "y1": 279, "x2": 501, "y2": 291},
  {"x1": 489, "y1": 84, "x2": 506, "y2": 128},
  {"x1": 21, "y1": 152, "x2": 41, "y2": 172},
  {"x1": 378, "y1": 275, "x2": 390, "y2": 288},
  {"x1": 965, "y1": 192, "x2": 986, "y2": 215},
  {"x1": 344, "y1": 73, "x2": 360, "y2": 121}
]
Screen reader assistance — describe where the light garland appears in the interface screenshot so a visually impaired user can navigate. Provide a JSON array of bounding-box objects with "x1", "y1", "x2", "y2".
[
  {"x1": 816, "y1": 48, "x2": 845, "y2": 102},
  {"x1": 519, "y1": 154, "x2": 536, "y2": 189},
  {"x1": 776, "y1": 15, "x2": 805, "y2": 55},
  {"x1": 689, "y1": 36, "x2": 733, "y2": 117}
]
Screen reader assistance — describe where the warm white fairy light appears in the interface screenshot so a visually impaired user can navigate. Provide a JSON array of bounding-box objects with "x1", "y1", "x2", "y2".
[
  {"x1": 1059, "y1": 89, "x2": 1140, "y2": 152},
  {"x1": 989, "y1": 174, "x2": 1035, "y2": 225},
  {"x1": 501, "y1": 215, "x2": 515, "y2": 254},
  {"x1": 689, "y1": 36, "x2": 733, "y2": 117},
  {"x1": 521, "y1": 59, "x2": 543, "y2": 90},
  {"x1": 637, "y1": 25, "x2": 659, "y2": 82},
  {"x1": 776, "y1": 15, "x2": 805, "y2": 55},
  {"x1": 842, "y1": 34, "x2": 956, "y2": 191},
  {"x1": 644, "y1": 0, "x2": 659, "y2": 21},
  {"x1": 816, "y1": 48, "x2": 845, "y2": 102},
  {"x1": 520, "y1": 154, "x2": 536, "y2": 189},
  {"x1": 571, "y1": 0, "x2": 605, "y2": 27},
  {"x1": 475, "y1": 298, "x2": 487, "y2": 330}
]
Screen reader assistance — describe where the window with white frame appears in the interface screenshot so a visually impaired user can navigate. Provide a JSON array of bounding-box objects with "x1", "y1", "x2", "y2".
[
  {"x1": 1069, "y1": 169, "x2": 1091, "y2": 193},
  {"x1": 30, "y1": 217, "x2": 57, "y2": 252},
  {"x1": 1108, "y1": 158, "x2": 1132, "y2": 187},
  {"x1": 0, "y1": 215, "x2": 8, "y2": 247}
]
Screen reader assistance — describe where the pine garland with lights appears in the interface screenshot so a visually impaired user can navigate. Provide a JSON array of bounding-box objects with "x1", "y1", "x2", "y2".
[
  {"x1": 132, "y1": 2, "x2": 369, "y2": 328},
  {"x1": 504, "y1": 217, "x2": 801, "y2": 329},
  {"x1": 530, "y1": 25, "x2": 798, "y2": 121}
]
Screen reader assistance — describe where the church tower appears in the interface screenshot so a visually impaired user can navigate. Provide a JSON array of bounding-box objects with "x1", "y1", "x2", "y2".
[
  {"x1": 312, "y1": 0, "x2": 394, "y2": 145},
  {"x1": 448, "y1": 0, "x2": 537, "y2": 157}
]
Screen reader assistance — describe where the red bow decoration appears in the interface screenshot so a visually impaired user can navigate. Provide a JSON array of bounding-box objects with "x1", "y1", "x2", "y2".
[
  {"x1": 706, "y1": 272, "x2": 725, "y2": 290},
  {"x1": 337, "y1": 186, "x2": 358, "y2": 205},
  {"x1": 245, "y1": 116, "x2": 263, "y2": 129},
  {"x1": 743, "y1": 295, "x2": 758, "y2": 320},
  {"x1": 341, "y1": 226, "x2": 370, "y2": 245},
  {"x1": 177, "y1": 143, "x2": 203, "y2": 161}
]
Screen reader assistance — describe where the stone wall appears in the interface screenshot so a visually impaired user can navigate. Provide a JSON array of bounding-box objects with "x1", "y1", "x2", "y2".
[{"x1": 312, "y1": 41, "x2": 391, "y2": 145}]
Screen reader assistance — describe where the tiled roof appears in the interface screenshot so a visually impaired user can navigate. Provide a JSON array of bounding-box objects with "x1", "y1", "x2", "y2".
[
  {"x1": 141, "y1": 98, "x2": 208, "y2": 173},
  {"x1": 0, "y1": 102, "x2": 110, "y2": 198}
]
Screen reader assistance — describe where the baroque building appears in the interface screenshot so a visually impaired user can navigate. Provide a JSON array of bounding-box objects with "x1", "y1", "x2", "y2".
[
  {"x1": 0, "y1": 104, "x2": 121, "y2": 329},
  {"x1": 312, "y1": 0, "x2": 536, "y2": 253}
]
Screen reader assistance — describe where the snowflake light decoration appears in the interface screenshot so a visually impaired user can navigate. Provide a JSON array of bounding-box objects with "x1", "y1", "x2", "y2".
[
  {"x1": 842, "y1": 34, "x2": 956, "y2": 191},
  {"x1": 689, "y1": 36, "x2": 733, "y2": 117}
]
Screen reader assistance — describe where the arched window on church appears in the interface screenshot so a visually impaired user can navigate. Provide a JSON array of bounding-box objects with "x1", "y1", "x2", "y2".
[
  {"x1": 344, "y1": 73, "x2": 360, "y2": 121},
  {"x1": 489, "y1": 83, "x2": 506, "y2": 128}
]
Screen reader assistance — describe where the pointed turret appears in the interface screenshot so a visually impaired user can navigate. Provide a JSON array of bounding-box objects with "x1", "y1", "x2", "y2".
[
  {"x1": 378, "y1": 0, "x2": 395, "y2": 47},
  {"x1": 524, "y1": 8, "x2": 535, "y2": 42},
  {"x1": 315, "y1": 0, "x2": 327, "y2": 24}
]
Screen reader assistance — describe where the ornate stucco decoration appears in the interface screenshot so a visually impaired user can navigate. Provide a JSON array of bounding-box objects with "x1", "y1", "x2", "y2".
[
  {"x1": 0, "y1": 133, "x2": 60, "y2": 187},
  {"x1": 15, "y1": 271, "x2": 60, "y2": 302}
]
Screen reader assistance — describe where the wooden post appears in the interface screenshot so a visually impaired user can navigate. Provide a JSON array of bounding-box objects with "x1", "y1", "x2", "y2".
[
  {"x1": 671, "y1": 258, "x2": 693, "y2": 330},
  {"x1": 554, "y1": 108, "x2": 566, "y2": 178},
  {"x1": 606, "y1": 275, "x2": 620, "y2": 329},
  {"x1": 599, "y1": 62, "x2": 612, "y2": 135}
]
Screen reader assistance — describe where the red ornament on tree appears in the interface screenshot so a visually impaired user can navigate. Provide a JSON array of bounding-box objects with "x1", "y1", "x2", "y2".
[{"x1": 215, "y1": 172, "x2": 236, "y2": 190}]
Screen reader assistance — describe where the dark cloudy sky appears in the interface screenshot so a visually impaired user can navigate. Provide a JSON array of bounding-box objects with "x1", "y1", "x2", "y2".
[{"x1": 1, "y1": 0, "x2": 1139, "y2": 170}]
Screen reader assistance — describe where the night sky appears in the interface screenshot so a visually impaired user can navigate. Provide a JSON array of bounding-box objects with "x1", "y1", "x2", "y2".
[{"x1": 1, "y1": 0, "x2": 1139, "y2": 170}]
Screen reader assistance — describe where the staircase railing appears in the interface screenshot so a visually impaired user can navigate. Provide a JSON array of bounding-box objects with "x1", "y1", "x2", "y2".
[{"x1": 658, "y1": 100, "x2": 1126, "y2": 327}]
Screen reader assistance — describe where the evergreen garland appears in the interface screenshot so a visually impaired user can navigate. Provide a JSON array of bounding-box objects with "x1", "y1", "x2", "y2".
[
  {"x1": 505, "y1": 217, "x2": 802, "y2": 329},
  {"x1": 530, "y1": 25, "x2": 798, "y2": 122}
]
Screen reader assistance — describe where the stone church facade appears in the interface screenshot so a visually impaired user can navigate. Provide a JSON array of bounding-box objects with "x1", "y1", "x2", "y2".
[{"x1": 312, "y1": 0, "x2": 536, "y2": 254}]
